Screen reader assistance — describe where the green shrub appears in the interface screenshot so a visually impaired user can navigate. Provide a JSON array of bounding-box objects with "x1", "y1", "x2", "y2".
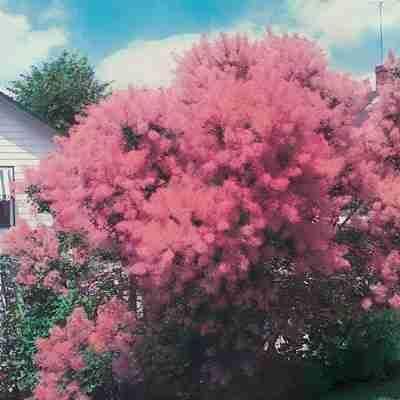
[
  {"x1": 308, "y1": 309, "x2": 400, "y2": 386},
  {"x1": 0, "y1": 285, "x2": 78, "y2": 397},
  {"x1": 0, "y1": 248, "x2": 127, "y2": 400}
]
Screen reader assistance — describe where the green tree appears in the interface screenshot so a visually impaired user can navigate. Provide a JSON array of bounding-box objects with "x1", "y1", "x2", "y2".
[{"x1": 7, "y1": 50, "x2": 112, "y2": 135}]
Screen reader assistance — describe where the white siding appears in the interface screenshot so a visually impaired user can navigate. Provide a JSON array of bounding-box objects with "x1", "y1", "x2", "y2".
[{"x1": 0, "y1": 96, "x2": 55, "y2": 239}]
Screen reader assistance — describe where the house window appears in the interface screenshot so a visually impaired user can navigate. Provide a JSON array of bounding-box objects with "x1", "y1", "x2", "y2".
[{"x1": 0, "y1": 167, "x2": 15, "y2": 228}]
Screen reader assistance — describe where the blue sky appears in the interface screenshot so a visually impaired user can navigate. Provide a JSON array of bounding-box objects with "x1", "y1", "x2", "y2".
[{"x1": 1, "y1": 0, "x2": 400, "y2": 89}]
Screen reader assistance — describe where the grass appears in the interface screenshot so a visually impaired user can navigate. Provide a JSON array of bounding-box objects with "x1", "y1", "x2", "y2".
[{"x1": 321, "y1": 374, "x2": 400, "y2": 400}]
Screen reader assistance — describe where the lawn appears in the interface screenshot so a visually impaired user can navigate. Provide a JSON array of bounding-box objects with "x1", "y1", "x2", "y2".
[{"x1": 321, "y1": 375, "x2": 400, "y2": 400}]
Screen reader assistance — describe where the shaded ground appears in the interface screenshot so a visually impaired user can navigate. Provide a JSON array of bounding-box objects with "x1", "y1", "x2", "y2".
[{"x1": 321, "y1": 375, "x2": 400, "y2": 400}]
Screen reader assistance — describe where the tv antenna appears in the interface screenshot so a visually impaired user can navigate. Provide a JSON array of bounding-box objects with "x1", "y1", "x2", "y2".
[
  {"x1": 378, "y1": 1, "x2": 384, "y2": 64},
  {"x1": 369, "y1": 0, "x2": 398, "y2": 65}
]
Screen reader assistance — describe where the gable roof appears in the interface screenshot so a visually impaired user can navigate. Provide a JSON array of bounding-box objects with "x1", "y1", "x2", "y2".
[
  {"x1": 353, "y1": 90, "x2": 379, "y2": 128},
  {"x1": 0, "y1": 91, "x2": 56, "y2": 137}
]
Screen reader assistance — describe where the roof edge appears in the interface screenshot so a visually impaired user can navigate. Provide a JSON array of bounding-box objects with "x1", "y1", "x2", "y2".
[{"x1": 0, "y1": 91, "x2": 57, "y2": 136}]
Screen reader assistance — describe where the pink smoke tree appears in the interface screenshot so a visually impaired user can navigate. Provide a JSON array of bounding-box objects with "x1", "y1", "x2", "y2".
[{"x1": 4, "y1": 30, "x2": 400, "y2": 399}]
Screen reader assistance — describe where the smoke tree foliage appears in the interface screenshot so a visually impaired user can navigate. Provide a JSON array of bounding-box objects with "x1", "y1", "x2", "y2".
[{"x1": 3, "y1": 30, "x2": 400, "y2": 399}]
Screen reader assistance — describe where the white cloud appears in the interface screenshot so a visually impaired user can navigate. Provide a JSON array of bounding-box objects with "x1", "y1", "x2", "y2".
[
  {"x1": 287, "y1": 0, "x2": 400, "y2": 47},
  {"x1": 38, "y1": 0, "x2": 68, "y2": 24},
  {"x1": 97, "y1": 21, "x2": 266, "y2": 90},
  {"x1": 0, "y1": 6, "x2": 67, "y2": 84},
  {"x1": 97, "y1": 33, "x2": 201, "y2": 90}
]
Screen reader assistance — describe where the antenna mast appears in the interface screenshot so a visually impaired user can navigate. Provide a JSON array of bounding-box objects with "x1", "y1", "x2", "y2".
[
  {"x1": 370, "y1": 0, "x2": 387, "y2": 65},
  {"x1": 378, "y1": 0, "x2": 384, "y2": 65},
  {"x1": 370, "y1": 0, "x2": 398, "y2": 65}
]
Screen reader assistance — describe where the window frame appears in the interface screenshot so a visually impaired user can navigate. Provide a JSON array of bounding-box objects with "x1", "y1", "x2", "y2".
[{"x1": 0, "y1": 166, "x2": 15, "y2": 229}]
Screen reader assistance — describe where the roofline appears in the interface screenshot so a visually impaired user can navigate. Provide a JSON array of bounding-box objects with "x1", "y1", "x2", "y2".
[
  {"x1": 353, "y1": 90, "x2": 379, "y2": 127},
  {"x1": 0, "y1": 91, "x2": 57, "y2": 136}
]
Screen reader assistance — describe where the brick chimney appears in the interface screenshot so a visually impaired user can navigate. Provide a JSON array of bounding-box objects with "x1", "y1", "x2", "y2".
[{"x1": 375, "y1": 64, "x2": 389, "y2": 93}]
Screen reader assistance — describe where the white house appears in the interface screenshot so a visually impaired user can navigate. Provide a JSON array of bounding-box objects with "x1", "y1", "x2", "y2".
[{"x1": 0, "y1": 91, "x2": 55, "y2": 235}]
